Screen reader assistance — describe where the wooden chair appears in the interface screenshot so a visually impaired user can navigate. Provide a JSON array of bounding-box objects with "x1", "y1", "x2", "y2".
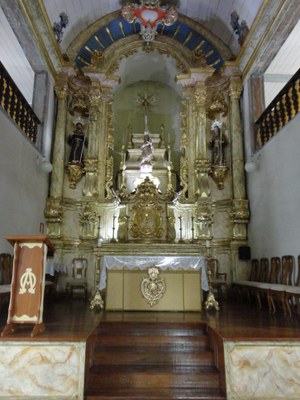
[
  {"x1": 66, "y1": 257, "x2": 88, "y2": 299},
  {"x1": 206, "y1": 258, "x2": 227, "y2": 299},
  {"x1": 254, "y1": 257, "x2": 280, "y2": 310},
  {"x1": 232, "y1": 258, "x2": 260, "y2": 302},
  {"x1": 268, "y1": 255, "x2": 294, "y2": 315},
  {"x1": 249, "y1": 258, "x2": 260, "y2": 281},
  {"x1": 284, "y1": 255, "x2": 300, "y2": 317}
]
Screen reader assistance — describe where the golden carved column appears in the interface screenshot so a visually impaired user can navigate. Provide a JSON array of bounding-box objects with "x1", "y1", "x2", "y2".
[
  {"x1": 194, "y1": 83, "x2": 211, "y2": 198},
  {"x1": 83, "y1": 89, "x2": 101, "y2": 197},
  {"x1": 180, "y1": 85, "x2": 196, "y2": 201},
  {"x1": 45, "y1": 82, "x2": 68, "y2": 238},
  {"x1": 97, "y1": 87, "x2": 113, "y2": 201},
  {"x1": 104, "y1": 89, "x2": 115, "y2": 200},
  {"x1": 229, "y1": 76, "x2": 249, "y2": 240},
  {"x1": 51, "y1": 85, "x2": 68, "y2": 198}
]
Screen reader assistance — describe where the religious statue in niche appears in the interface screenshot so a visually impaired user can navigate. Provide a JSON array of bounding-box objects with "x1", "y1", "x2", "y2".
[
  {"x1": 208, "y1": 120, "x2": 229, "y2": 190},
  {"x1": 66, "y1": 122, "x2": 88, "y2": 189},
  {"x1": 208, "y1": 120, "x2": 228, "y2": 166},
  {"x1": 140, "y1": 132, "x2": 154, "y2": 167},
  {"x1": 68, "y1": 122, "x2": 88, "y2": 165}
]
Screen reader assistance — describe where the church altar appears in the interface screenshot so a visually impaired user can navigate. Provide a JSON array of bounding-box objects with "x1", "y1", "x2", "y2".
[
  {"x1": 44, "y1": 65, "x2": 250, "y2": 308},
  {"x1": 101, "y1": 256, "x2": 208, "y2": 311}
]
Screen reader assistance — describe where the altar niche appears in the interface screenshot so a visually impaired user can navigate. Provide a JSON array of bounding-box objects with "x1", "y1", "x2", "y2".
[{"x1": 117, "y1": 177, "x2": 176, "y2": 243}]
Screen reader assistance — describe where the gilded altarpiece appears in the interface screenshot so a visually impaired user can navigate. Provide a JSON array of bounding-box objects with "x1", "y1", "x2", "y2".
[{"x1": 45, "y1": 57, "x2": 249, "y2": 304}]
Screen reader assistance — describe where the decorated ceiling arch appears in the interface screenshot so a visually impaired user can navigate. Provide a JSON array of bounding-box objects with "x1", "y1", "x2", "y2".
[{"x1": 74, "y1": 15, "x2": 228, "y2": 73}]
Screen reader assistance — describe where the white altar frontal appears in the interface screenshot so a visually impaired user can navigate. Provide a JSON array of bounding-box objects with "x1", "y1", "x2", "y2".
[{"x1": 101, "y1": 256, "x2": 208, "y2": 312}]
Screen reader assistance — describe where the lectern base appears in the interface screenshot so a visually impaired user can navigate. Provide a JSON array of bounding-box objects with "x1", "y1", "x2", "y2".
[{"x1": 1, "y1": 322, "x2": 45, "y2": 337}]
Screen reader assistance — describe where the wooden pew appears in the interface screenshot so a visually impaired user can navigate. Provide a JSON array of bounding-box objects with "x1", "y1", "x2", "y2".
[
  {"x1": 253, "y1": 257, "x2": 281, "y2": 310},
  {"x1": 284, "y1": 255, "x2": 300, "y2": 316},
  {"x1": 268, "y1": 255, "x2": 294, "y2": 315},
  {"x1": 232, "y1": 259, "x2": 261, "y2": 302}
]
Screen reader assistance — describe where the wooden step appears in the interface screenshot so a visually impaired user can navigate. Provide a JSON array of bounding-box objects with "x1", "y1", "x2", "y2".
[
  {"x1": 92, "y1": 334, "x2": 210, "y2": 349},
  {"x1": 87, "y1": 365, "x2": 221, "y2": 390},
  {"x1": 93, "y1": 347, "x2": 214, "y2": 366},
  {"x1": 85, "y1": 387, "x2": 226, "y2": 400},
  {"x1": 93, "y1": 321, "x2": 207, "y2": 337},
  {"x1": 85, "y1": 321, "x2": 225, "y2": 400}
]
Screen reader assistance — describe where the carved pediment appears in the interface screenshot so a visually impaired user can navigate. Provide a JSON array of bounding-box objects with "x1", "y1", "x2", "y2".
[
  {"x1": 129, "y1": 177, "x2": 165, "y2": 241},
  {"x1": 131, "y1": 177, "x2": 163, "y2": 203}
]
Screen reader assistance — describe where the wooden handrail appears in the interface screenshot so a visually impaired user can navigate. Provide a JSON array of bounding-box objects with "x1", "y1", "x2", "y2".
[
  {"x1": 255, "y1": 68, "x2": 300, "y2": 148},
  {"x1": 0, "y1": 61, "x2": 40, "y2": 144}
]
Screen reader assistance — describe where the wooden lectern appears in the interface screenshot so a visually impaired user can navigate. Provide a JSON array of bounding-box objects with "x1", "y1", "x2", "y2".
[{"x1": 1, "y1": 235, "x2": 55, "y2": 337}]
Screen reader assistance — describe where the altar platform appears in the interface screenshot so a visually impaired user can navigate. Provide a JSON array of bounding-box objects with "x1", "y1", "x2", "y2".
[{"x1": 0, "y1": 297, "x2": 300, "y2": 399}]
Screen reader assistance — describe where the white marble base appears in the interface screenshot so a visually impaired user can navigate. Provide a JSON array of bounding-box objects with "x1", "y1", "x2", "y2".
[
  {"x1": 0, "y1": 341, "x2": 85, "y2": 399},
  {"x1": 225, "y1": 341, "x2": 300, "y2": 399}
]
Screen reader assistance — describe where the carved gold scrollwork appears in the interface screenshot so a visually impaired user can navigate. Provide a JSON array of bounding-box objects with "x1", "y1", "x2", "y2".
[
  {"x1": 69, "y1": 93, "x2": 90, "y2": 117},
  {"x1": 207, "y1": 92, "x2": 228, "y2": 120},
  {"x1": 232, "y1": 199, "x2": 249, "y2": 240},
  {"x1": 179, "y1": 156, "x2": 188, "y2": 199},
  {"x1": 44, "y1": 197, "x2": 63, "y2": 220},
  {"x1": 141, "y1": 267, "x2": 166, "y2": 306},
  {"x1": 194, "y1": 89, "x2": 206, "y2": 108},
  {"x1": 131, "y1": 203, "x2": 164, "y2": 238},
  {"x1": 54, "y1": 86, "x2": 68, "y2": 100},
  {"x1": 66, "y1": 163, "x2": 84, "y2": 189},
  {"x1": 129, "y1": 178, "x2": 165, "y2": 239},
  {"x1": 44, "y1": 197, "x2": 63, "y2": 238},
  {"x1": 196, "y1": 202, "x2": 212, "y2": 240},
  {"x1": 105, "y1": 155, "x2": 114, "y2": 199},
  {"x1": 229, "y1": 79, "x2": 242, "y2": 101},
  {"x1": 196, "y1": 159, "x2": 211, "y2": 174},
  {"x1": 90, "y1": 290, "x2": 104, "y2": 310},
  {"x1": 232, "y1": 199, "x2": 250, "y2": 222},
  {"x1": 80, "y1": 203, "x2": 97, "y2": 239},
  {"x1": 210, "y1": 165, "x2": 228, "y2": 190}
]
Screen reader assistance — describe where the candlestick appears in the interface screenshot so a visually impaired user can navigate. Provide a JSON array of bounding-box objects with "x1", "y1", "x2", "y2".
[
  {"x1": 178, "y1": 215, "x2": 184, "y2": 243},
  {"x1": 167, "y1": 145, "x2": 171, "y2": 163},
  {"x1": 97, "y1": 216, "x2": 103, "y2": 246},
  {"x1": 111, "y1": 215, "x2": 117, "y2": 242},
  {"x1": 126, "y1": 215, "x2": 130, "y2": 242},
  {"x1": 191, "y1": 216, "x2": 194, "y2": 243}
]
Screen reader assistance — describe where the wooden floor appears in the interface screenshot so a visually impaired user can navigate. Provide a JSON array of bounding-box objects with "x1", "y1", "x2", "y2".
[
  {"x1": 1, "y1": 295, "x2": 300, "y2": 399},
  {"x1": 1, "y1": 294, "x2": 300, "y2": 341}
]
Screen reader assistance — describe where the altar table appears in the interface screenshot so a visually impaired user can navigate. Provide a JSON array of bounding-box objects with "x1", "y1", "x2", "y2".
[
  {"x1": 100, "y1": 256, "x2": 208, "y2": 312},
  {"x1": 46, "y1": 262, "x2": 68, "y2": 276}
]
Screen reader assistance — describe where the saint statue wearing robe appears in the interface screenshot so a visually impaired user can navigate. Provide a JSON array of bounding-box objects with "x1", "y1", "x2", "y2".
[{"x1": 68, "y1": 122, "x2": 87, "y2": 165}]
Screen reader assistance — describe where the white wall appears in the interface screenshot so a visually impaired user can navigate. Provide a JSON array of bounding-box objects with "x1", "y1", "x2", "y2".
[
  {"x1": 0, "y1": 7, "x2": 35, "y2": 105},
  {"x1": 247, "y1": 115, "x2": 300, "y2": 266},
  {"x1": 0, "y1": 111, "x2": 50, "y2": 253}
]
